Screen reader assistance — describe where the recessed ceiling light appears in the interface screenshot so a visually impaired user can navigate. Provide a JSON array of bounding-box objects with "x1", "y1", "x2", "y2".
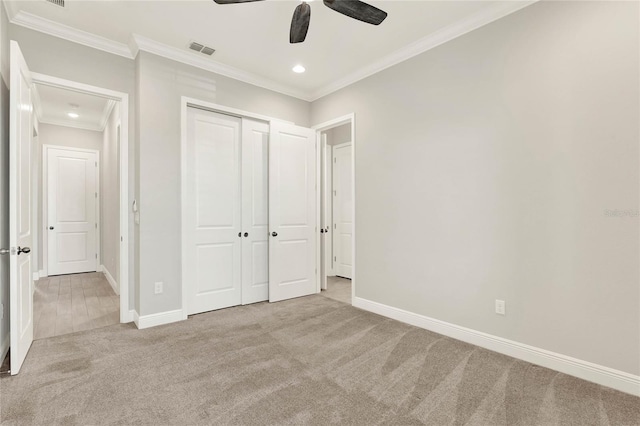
[
  {"x1": 67, "y1": 112, "x2": 79, "y2": 118},
  {"x1": 292, "y1": 65, "x2": 306, "y2": 74}
]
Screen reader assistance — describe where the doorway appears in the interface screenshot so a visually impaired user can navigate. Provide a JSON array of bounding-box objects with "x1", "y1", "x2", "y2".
[
  {"x1": 33, "y1": 83, "x2": 122, "y2": 339},
  {"x1": 314, "y1": 115, "x2": 355, "y2": 305},
  {"x1": 5, "y1": 42, "x2": 130, "y2": 375}
]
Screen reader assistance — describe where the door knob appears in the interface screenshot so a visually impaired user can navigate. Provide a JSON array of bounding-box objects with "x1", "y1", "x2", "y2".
[
  {"x1": 244, "y1": 232, "x2": 248, "y2": 237},
  {"x1": 320, "y1": 229, "x2": 325, "y2": 233},
  {"x1": 238, "y1": 232, "x2": 241, "y2": 238},
  {"x1": 49, "y1": 226, "x2": 54, "y2": 230},
  {"x1": 271, "y1": 232, "x2": 278, "y2": 237},
  {"x1": 17, "y1": 246, "x2": 30, "y2": 255}
]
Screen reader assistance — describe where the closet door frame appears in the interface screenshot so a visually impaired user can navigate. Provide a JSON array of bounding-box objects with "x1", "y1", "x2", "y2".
[{"x1": 180, "y1": 98, "x2": 296, "y2": 320}]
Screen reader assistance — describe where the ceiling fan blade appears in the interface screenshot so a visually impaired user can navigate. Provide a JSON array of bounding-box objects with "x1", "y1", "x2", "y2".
[
  {"x1": 323, "y1": 0, "x2": 387, "y2": 25},
  {"x1": 290, "y1": 2, "x2": 311, "y2": 44},
  {"x1": 213, "y1": 0, "x2": 264, "y2": 4}
]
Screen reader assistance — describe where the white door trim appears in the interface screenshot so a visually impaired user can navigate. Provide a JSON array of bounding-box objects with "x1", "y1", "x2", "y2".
[
  {"x1": 312, "y1": 114, "x2": 356, "y2": 303},
  {"x1": 43, "y1": 145, "x2": 100, "y2": 276},
  {"x1": 31, "y1": 72, "x2": 131, "y2": 323},
  {"x1": 180, "y1": 96, "x2": 298, "y2": 319}
]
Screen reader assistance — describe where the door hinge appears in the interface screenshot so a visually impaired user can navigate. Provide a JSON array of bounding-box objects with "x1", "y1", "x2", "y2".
[
  {"x1": 334, "y1": 158, "x2": 336, "y2": 163},
  {"x1": 95, "y1": 223, "x2": 98, "y2": 229},
  {"x1": 334, "y1": 224, "x2": 337, "y2": 229},
  {"x1": 95, "y1": 254, "x2": 98, "y2": 259},
  {"x1": 334, "y1": 256, "x2": 337, "y2": 261},
  {"x1": 95, "y1": 192, "x2": 97, "y2": 198},
  {"x1": 95, "y1": 161, "x2": 97, "y2": 167}
]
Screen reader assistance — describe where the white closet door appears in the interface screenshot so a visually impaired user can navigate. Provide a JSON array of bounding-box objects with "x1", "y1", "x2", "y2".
[
  {"x1": 333, "y1": 142, "x2": 353, "y2": 279},
  {"x1": 269, "y1": 121, "x2": 317, "y2": 302},
  {"x1": 47, "y1": 148, "x2": 98, "y2": 276},
  {"x1": 241, "y1": 119, "x2": 269, "y2": 305},
  {"x1": 185, "y1": 108, "x2": 242, "y2": 315}
]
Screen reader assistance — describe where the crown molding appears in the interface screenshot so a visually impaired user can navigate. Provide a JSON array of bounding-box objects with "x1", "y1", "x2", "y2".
[
  {"x1": 10, "y1": 11, "x2": 134, "y2": 59},
  {"x1": 309, "y1": 0, "x2": 538, "y2": 101},
  {"x1": 38, "y1": 116, "x2": 105, "y2": 132},
  {"x1": 98, "y1": 99, "x2": 116, "y2": 131},
  {"x1": 129, "y1": 34, "x2": 311, "y2": 101},
  {"x1": 7, "y1": 1, "x2": 538, "y2": 103}
]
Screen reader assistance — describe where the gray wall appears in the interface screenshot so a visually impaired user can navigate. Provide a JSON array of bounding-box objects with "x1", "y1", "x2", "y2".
[
  {"x1": 102, "y1": 104, "x2": 120, "y2": 286},
  {"x1": 0, "y1": 2, "x2": 9, "y2": 358},
  {"x1": 325, "y1": 123, "x2": 351, "y2": 146},
  {"x1": 311, "y1": 1, "x2": 639, "y2": 375},
  {"x1": 37, "y1": 123, "x2": 103, "y2": 272},
  {"x1": 9, "y1": 24, "x2": 137, "y2": 313},
  {"x1": 136, "y1": 51, "x2": 310, "y2": 316}
]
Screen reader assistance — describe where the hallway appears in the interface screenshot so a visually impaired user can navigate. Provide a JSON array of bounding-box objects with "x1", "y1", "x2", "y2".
[
  {"x1": 321, "y1": 276, "x2": 351, "y2": 304},
  {"x1": 34, "y1": 272, "x2": 119, "y2": 339}
]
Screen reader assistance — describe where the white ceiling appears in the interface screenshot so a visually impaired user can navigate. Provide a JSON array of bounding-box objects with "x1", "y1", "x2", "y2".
[
  {"x1": 34, "y1": 83, "x2": 114, "y2": 131},
  {"x1": 5, "y1": 0, "x2": 535, "y2": 101}
]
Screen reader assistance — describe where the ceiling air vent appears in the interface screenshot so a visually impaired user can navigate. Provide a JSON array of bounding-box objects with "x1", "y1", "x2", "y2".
[
  {"x1": 201, "y1": 47, "x2": 215, "y2": 56},
  {"x1": 45, "y1": 0, "x2": 65, "y2": 7},
  {"x1": 188, "y1": 42, "x2": 216, "y2": 56},
  {"x1": 189, "y1": 42, "x2": 204, "y2": 52}
]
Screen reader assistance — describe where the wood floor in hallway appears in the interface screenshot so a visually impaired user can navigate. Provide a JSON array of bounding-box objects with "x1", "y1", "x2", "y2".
[
  {"x1": 321, "y1": 276, "x2": 352, "y2": 304},
  {"x1": 34, "y1": 272, "x2": 119, "y2": 340}
]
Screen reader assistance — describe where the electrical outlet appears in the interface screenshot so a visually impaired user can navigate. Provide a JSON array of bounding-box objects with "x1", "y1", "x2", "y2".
[
  {"x1": 154, "y1": 282, "x2": 163, "y2": 295},
  {"x1": 495, "y1": 299, "x2": 506, "y2": 315}
]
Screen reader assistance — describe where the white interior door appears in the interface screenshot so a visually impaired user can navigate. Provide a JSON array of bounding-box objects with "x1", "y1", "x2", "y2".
[
  {"x1": 333, "y1": 142, "x2": 353, "y2": 279},
  {"x1": 320, "y1": 134, "x2": 332, "y2": 290},
  {"x1": 269, "y1": 121, "x2": 317, "y2": 302},
  {"x1": 185, "y1": 108, "x2": 242, "y2": 315},
  {"x1": 47, "y1": 147, "x2": 98, "y2": 276},
  {"x1": 241, "y1": 119, "x2": 269, "y2": 305},
  {"x1": 8, "y1": 41, "x2": 34, "y2": 375}
]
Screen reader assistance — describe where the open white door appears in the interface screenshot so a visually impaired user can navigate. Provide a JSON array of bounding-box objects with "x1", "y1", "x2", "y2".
[
  {"x1": 320, "y1": 134, "x2": 331, "y2": 291},
  {"x1": 333, "y1": 142, "x2": 353, "y2": 279},
  {"x1": 8, "y1": 41, "x2": 34, "y2": 374},
  {"x1": 268, "y1": 122, "x2": 317, "y2": 302}
]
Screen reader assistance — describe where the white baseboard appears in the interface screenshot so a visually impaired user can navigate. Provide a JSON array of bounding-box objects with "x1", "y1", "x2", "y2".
[
  {"x1": 121, "y1": 309, "x2": 135, "y2": 324},
  {"x1": 0, "y1": 332, "x2": 9, "y2": 367},
  {"x1": 353, "y1": 297, "x2": 640, "y2": 397},
  {"x1": 96, "y1": 264, "x2": 103, "y2": 272},
  {"x1": 32, "y1": 272, "x2": 39, "y2": 281},
  {"x1": 39, "y1": 270, "x2": 47, "y2": 278},
  {"x1": 101, "y1": 265, "x2": 119, "y2": 296},
  {"x1": 134, "y1": 309, "x2": 183, "y2": 330}
]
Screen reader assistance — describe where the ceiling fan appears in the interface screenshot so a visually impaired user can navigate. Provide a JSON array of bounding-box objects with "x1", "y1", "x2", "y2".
[{"x1": 212, "y1": 0, "x2": 388, "y2": 44}]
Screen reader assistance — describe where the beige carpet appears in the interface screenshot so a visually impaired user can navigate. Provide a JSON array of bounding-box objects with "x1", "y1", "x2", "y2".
[{"x1": 1, "y1": 295, "x2": 638, "y2": 425}]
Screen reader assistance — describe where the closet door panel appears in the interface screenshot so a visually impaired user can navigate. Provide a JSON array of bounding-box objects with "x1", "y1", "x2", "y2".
[
  {"x1": 185, "y1": 108, "x2": 242, "y2": 315},
  {"x1": 241, "y1": 119, "x2": 269, "y2": 305}
]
